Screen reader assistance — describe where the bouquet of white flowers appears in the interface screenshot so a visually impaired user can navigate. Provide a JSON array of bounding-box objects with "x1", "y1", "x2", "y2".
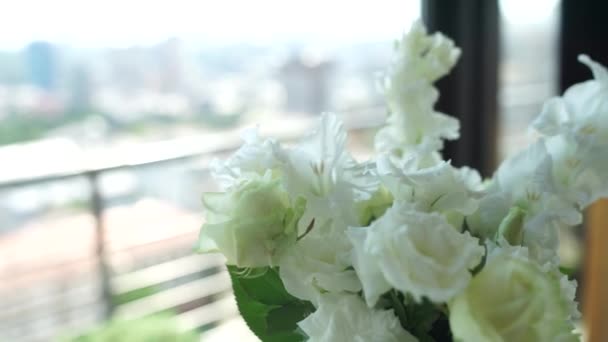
[{"x1": 197, "y1": 21, "x2": 604, "y2": 341}]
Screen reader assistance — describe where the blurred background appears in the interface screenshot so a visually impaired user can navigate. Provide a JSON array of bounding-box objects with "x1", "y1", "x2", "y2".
[{"x1": 0, "y1": 0, "x2": 604, "y2": 341}]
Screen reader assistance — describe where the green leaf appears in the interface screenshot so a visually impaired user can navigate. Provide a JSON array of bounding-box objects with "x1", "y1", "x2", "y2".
[
  {"x1": 381, "y1": 291, "x2": 446, "y2": 342},
  {"x1": 559, "y1": 266, "x2": 577, "y2": 277},
  {"x1": 266, "y1": 301, "x2": 314, "y2": 335},
  {"x1": 229, "y1": 269, "x2": 274, "y2": 338},
  {"x1": 230, "y1": 266, "x2": 297, "y2": 306},
  {"x1": 260, "y1": 331, "x2": 307, "y2": 342},
  {"x1": 405, "y1": 299, "x2": 440, "y2": 334},
  {"x1": 388, "y1": 290, "x2": 408, "y2": 328},
  {"x1": 427, "y1": 314, "x2": 453, "y2": 342},
  {"x1": 228, "y1": 266, "x2": 314, "y2": 341}
]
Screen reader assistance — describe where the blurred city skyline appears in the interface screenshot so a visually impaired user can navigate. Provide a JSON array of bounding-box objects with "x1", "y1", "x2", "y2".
[{"x1": 0, "y1": 3, "x2": 417, "y2": 220}]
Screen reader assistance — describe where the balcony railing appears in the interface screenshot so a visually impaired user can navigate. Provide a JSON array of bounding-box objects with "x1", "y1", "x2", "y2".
[{"x1": 0, "y1": 109, "x2": 383, "y2": 341}]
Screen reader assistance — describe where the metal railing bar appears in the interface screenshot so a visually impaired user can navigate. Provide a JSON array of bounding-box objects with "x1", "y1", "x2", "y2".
[
  {"x1": 3, "y1": 301, "x2": 104, "y2": 342},
  {"x1": 0, "y1": 297, "x2": 104, "y2": 333},
  {"x1": 0, "y1": 134, "x2": 240, "y2": 190},
  {"x1": 111, "y1": 254, "x2": 225, "y2": 295},
  {"x1": 0, "y1": 281, "x2": 101, "y2": 321},
  {"x1": 88, "y1": 171, "x2": 114, "y2": 319},
  {"x1": 0, "y1": 231, "x2": 197, "y2": 282},
  {"x1": 0, "y1": 109, "x2": 384, "y2": 190},
  {"x1": 178, "y1": 293, "x2": 238, "y2": 332},
  {"x1": 114, "y1": 271, "x2": 232, "y2": 320}
]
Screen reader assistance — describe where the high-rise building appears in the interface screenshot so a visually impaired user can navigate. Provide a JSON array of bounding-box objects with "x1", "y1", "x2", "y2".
[
  {"x1": 279, "y1": 54, "x2": 333, "y2": 115},
  {"x1": 69, "y1": 64, "x2": 93, "y2": 114},
  {"x1": 157, "y1": 38, "x2": 185, "y2": 93},
  {"x1": 25, "y1": 42, "x2": 58, "y2": 91}
]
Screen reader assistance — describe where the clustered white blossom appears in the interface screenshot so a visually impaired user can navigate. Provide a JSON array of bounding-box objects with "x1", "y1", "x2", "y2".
[{"x1": 198, "y1": 21, "x2": 603, "y2": 341}]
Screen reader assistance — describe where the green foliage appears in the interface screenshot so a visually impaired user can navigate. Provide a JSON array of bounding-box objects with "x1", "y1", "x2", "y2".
[
  {"x1": 0, "y1": 111, "x2": 93, "y2": 146},
  {"x1": 62, "y1": 314, "x2": 199, "y2": 342},
  {"x1": 111, "y1": 285, "x2": 160, "y2": 306},
  {"x1": 559, "y1": 266, "x2": 577, "y2": 278},
  {"x1": 228, "y1": 266, "x2": 315, "y2": 342},
  {"x1": 0, "y1": 115, "x2": 49, "y2": 145},
  {"x1": 383, "y1": 291, "x2": 452, "y2": 342},
  {"x1": 197, "y1": 111, "x2": 241, "y2": 128}
]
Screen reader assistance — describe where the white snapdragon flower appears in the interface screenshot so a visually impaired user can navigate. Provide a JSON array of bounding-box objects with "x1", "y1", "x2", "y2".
[
  {"x1": 532, "y1": 55, "x2": 608, "y2": 207},
  {"x1": 533, "y1": 55, "x2": 608, "y2": 144},
  {"x1": 377, "y1": 154, "x2": 483, "y2": 223},
  {"x1": 378, "y1": 154, "x2": 484, "y2": 214},
  {"x1": 348, "y1": 202, "x2": 484, "y2": 306},
  {"x1": 449, "y1": 249, "x2": 579, "y2": 342},
  {"x1": 375, "y1": 21, "x2": 461, "y2": 159},
  {"x1": 298, "y1": 294, "x2": 417, "y2": 342},
  {"x1": 468, "y1": 141, "x2": 581, "y2": 265},
  {"x1": 496, "y1": 141, "x2": 581, "y2": 253},
  {"x1": 544, "y1": 135, "x2": 604, "y2": 207},
  {"x1": 278, "y1": 113, "x2": 377, "y2": 229},
  {"x1": 274, "y1": 113, "x2": 376, "y2": 303},
  {"x1": 198, "y1": 171, "x2": 303, "y2": 267}
]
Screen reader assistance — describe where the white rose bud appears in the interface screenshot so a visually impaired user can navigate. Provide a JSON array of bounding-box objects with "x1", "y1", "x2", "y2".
[{"x1": 197, "y1": 172, "x2": 302, "y2": 267}]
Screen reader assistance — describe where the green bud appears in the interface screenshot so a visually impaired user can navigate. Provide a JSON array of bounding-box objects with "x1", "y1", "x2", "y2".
[
  {"x1": 356, "y1": 186, "x2": 394, "y2": 226},
  {"x1": 496, "y1": 206, "x2": 526, "y2": 245}
]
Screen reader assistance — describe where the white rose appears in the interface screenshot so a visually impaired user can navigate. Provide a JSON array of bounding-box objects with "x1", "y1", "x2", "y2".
[
  {"x1": 210, "y1": 128, "x2": 283, "y2": 189},
  {"x1": 197, "y1": 172, "x2": 302, "y2": 267},
  {"x1": 348, "y1": 202, "x2": 484, "y2": 306},
  {"x1": 298, "y1": 294, "x2": 417, "y2": 342},
  {"x1": 449, "y1": 252, "x2": 579, "y2": 342}
]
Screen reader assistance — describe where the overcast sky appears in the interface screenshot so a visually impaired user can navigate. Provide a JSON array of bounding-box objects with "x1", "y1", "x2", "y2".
[
  {"x1": 0, "y1": 1, "x2": 421, "y2": 50},
  {"x1": 0, "y1": 0, "x2": 561, "y2": 51}
]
